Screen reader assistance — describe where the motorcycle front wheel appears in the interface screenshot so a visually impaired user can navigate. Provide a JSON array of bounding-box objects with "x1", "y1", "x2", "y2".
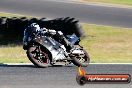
[
  {"x1": 71, "y1": 47, "x2": 90, "y2": 67},
  {"x1": 27, "y1": 45, "x2": 51, "y2": 68}
]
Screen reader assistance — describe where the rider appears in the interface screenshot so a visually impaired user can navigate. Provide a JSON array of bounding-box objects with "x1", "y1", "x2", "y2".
[
  {"x1": 23, "y1": 23, "x2": 72, "y2": 51},
  {"x1": 23, "y1": 23, "x2": 40, "y2": 48}
]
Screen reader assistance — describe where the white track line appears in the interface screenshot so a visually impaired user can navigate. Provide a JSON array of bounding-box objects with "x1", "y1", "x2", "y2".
[
  {"x1": 2, "y1": 63, "x2": 33, "y2": 65},
  {"x1": 89, "y1": 63, "x2": 132, "y2": 65},
  {"x1": 2, "y1": 63, "x2": 132, "y2": 65}
]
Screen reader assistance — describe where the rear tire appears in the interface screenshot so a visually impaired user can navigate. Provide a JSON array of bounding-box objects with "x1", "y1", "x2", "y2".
[{"x1": 27, "y1": 45, "x2": 51, "y2": 68}]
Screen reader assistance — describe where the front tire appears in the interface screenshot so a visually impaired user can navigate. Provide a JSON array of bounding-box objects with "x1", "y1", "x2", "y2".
[
  {"x1": 71, "y1": 47, "x2": 90, "y2": 67},
  {"x1": 27, "y1": 45, "x2": 51, "y2": 68}
]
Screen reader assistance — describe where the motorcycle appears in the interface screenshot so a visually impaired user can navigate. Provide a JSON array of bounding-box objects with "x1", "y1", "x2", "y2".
[{"x1": 23, "y1": 28, "x2": 90, "y2": 68}]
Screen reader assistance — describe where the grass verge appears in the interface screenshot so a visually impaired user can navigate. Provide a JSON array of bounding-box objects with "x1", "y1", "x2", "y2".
[
  {"x1": 82, "y1": 0, "x2": 132, "y2": 6},
  {"x1": 0, "y1": 46, "x2": 30, "y2": 63},
  {"x1": 81, "y1": 23, "x2": 132, "y2": 63},
  {"x1": 0, "y1": 12, "x2": 32, "y2": 17}
]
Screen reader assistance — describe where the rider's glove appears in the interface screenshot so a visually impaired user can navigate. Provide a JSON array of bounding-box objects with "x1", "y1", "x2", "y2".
[
  {"x1": 48, "y1": 30, "x2": 56, "y2": 35},
  {"x1": 41, "y1": 28, "x2": 48, "y2": 34},
  {"x1": 57, "y1": 31, "x2": 63, "y2": 35},
  {"x1": 41, "y1": 28, "x2": 56, "y2": 35}
]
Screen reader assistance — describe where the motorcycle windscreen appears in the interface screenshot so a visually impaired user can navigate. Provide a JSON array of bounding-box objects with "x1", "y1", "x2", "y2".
[{"x1": 67, "y1": 34, "x2": 79, "y2": 45}]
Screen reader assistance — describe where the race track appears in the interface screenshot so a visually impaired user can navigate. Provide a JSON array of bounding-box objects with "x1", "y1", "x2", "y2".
[
  {"x1": 0, "y1": 64, "x2": 131, "y2": 88},
  {"x1": 1, "y1": 0, "x2": 132, "y2": 28}
]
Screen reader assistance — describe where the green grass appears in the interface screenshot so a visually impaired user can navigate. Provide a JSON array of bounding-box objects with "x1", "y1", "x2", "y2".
[
  {"x1": 0, "y1": 12, "x2": 33, "y2": 18},
  {"x1": 0, "y1": 12, "x2": 24, "y2": 17},
  {"x1": 83, "y1": 0, "x2": 132, "y2": 5},
  {"x1": 0, "y1": 46, "x2": 30, "y2": 63},
  {"x1": 81, "y1": 24, "x2": 132, "y2": 63}
]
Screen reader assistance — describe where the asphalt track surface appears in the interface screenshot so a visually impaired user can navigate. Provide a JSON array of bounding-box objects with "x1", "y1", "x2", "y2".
[
  {"x1": 0, "y1": 64, "x2": 131, "y2": 88},
  {"x1": 1, "y1": 0, "x2": 132, "y2": 28}
]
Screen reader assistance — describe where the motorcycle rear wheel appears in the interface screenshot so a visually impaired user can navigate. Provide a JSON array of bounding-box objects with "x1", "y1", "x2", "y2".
[{"x1": 27, "y1": 45, "x2": 51, "y2": 68}]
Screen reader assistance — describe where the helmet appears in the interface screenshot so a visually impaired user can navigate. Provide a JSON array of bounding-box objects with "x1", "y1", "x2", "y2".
[{"x1": 28, "y1": 23, "x2": 40, "y2": 33}]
